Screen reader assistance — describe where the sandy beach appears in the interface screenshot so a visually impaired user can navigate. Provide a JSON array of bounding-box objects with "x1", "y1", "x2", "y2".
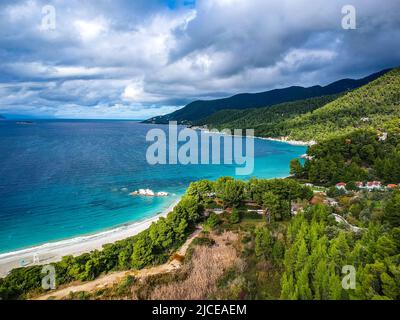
[
  {"x1": 190, "y1": 126, "x2": 315, "y2": 146},
  {"x1": 0, "y1": 198, "x2": 181, "y2": 278},
  {"x1": 260, "y1": 136, "x2": 316, "y2": 146}
]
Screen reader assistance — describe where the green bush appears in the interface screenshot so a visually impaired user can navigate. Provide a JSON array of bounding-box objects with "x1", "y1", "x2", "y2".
[{"x1": 229, "y1": 208, "x2": 241, "y2": 224}]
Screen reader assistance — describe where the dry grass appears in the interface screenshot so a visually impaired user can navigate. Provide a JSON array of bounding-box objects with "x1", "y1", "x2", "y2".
[
  {"x1": 149, "y1": 231, "x2": 240, "y2": 300},
  {"x1": 170, "y1": 253, "x2": 185, "y2": 263}
]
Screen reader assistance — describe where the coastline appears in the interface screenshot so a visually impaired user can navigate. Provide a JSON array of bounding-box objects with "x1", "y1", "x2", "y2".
[
  {"x1": 0, "y1": 126, "x2": 308, "y2": 278},
  {"x1": 258, "y1": 136, "x2": 316, "y2": 146},
  {"x1": 0, "y1": 197, "x2": 181, "y2": 278},
  {"x1": 189, "y1": 126, "x2": 315, "y2": 146}
]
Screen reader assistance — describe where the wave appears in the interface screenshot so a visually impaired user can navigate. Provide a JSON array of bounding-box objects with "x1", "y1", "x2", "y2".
[{"x1": 0, "y1": 197, "x2": 181, "y2": 262}]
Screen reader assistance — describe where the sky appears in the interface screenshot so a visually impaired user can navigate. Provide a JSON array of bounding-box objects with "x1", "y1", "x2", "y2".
[{"x1": 0, "y1": 0, "x2": 399, "y2": 119}]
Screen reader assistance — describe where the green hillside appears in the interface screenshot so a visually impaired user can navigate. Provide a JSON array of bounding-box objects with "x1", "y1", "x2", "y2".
[
  {"x1": 202, "y1": 67, "x2": 400, "y2": 142},
  {"x1": 284, "y1": 68, "x2": 400, "y2": 141},
  {"x1": 199, "y1": 94, "x2": 341, "y2": 137},
  {"x1": 290, "y1": 127, "x2": 400, "y2": 185},
  {"x1": 143, "y1": 69, "x2": 389, "y2": 124}
]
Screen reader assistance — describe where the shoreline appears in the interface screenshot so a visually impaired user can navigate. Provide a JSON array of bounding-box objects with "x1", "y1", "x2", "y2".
[
  {"x1": 189, "y1": 126, "x2": 315, "y2": 146},
  {"x1": 258, "y1": 136, "x2": 316, "y2": 146},
  {"x1": 0, "y1": 127, "x2": 308, "y2": 278},
  {"x1": 0, "y1": 197, "x2": 181, "y2": 278}
]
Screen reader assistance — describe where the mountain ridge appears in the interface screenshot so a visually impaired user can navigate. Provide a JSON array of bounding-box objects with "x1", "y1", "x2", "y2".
[
  {"x1": 200, "y1": 67, "x2": 400, "y2": 142},
  {"x1": 143, "y1": 68, "x2": 391, "y2": 124}
]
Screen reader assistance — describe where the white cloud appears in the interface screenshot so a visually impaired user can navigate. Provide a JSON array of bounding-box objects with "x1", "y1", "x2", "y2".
[
  {"x1": 5, "y1": 0, "x2": 38, "y2": 22},
  {"x1": 122, "y1": 81, "x2": 145, "y2": 101},
  {"x1": 279, "y1": 48, "x2": 338, "y2": 71},
  {"x1": 0, "y1": 0, "x2": 399, "y2": 119},
  {"x1": 3, "y1": 62, "x2": 120, "y2": 79},
  {"x1": 53, "y1": 103, "x2": 180, "y2": 119},
  {"x1": 74, "y1": 17, "x2": 109, "y2": 41}
]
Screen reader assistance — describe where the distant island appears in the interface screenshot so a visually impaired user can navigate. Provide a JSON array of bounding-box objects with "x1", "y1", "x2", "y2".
[{"x1": 15, "y1": 121, "x2": 35, "y2": 125}]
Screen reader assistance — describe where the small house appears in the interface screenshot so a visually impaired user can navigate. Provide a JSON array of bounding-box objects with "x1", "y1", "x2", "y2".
[
  {"x1": 335, "y1": 182, "x2": 347, "y2": 190},
  {"x1": 366, "y1": 181, "x2": 382, "y2": 191},
  {"x1": 355, "y1": 182, "x2": 364, "y2": 188}
]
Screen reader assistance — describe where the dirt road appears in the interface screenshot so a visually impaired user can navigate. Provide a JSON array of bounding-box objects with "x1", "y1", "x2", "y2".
[{"x1": 35, "y1": 227, "x2": 202, "y2": 300}]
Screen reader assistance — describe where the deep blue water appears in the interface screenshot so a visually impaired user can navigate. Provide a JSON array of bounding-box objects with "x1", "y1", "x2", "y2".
[{"x1": 0, "y1": 120, "x2": 306, "y2": 253}]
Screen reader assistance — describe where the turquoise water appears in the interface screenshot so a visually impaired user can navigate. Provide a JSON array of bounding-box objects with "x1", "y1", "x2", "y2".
[{"x1": 0, "y1": 120, "x2": 306, "y2": 253}]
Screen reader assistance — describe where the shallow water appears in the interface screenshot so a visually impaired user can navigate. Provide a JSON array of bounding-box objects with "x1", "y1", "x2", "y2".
[{"x1": 0, "y1": 120, "x2": 306, "y2": 253}]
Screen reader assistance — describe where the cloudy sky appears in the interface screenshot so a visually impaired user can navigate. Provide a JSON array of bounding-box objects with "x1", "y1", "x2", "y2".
[{"x1": 0, "y1": 0, "x2": 399, "y2": 119}]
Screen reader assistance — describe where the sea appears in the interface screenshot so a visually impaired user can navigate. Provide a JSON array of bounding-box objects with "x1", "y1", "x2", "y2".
[{"x1": 0, "y1": 120, "x2": 306, "y2": 253}]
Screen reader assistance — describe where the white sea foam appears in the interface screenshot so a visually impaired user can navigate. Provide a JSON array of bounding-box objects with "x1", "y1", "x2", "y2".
[{"x1": 0, "y1": 197, "x2": 181, "y2": 277}]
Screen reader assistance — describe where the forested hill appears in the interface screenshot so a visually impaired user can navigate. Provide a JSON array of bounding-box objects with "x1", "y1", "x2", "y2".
[
  {"x1": 282, "y1": 67, "x2": 400, "y2": 142},
  {"x1": 196, "y1": 94, "x2": 341, "y2": 137},
  {"x1": 201, "y1": 67, "x2": 400, "y2": 142},
  {"x1": 143, "y1": 69, "x2": 390, "y2": 124}
]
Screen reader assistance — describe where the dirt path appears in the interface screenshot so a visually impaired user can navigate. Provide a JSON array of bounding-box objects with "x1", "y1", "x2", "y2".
[
  {"x1": 35, "y1": 227, "x2": 202, "y2": 300},
  {"x1": 332, "y1": 213, "x2": 364, "y2": 232}
]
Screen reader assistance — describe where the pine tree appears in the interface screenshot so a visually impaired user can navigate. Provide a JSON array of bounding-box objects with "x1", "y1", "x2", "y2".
[
  {"x1": 384, "y1": 190, "x2": 400, "y2": 228},
  {"x1": 295, "y1": 239, "x2": 309, "y2": 273},
  {"x1": 329, "y1": 232, "x2": 350, "y2": 271},
  {"x1": 380, "y1": 263, "x2": 400, "y2": 299},
  {"x1": 374, "y1": 235, "x2": 397, "y2": 260},
  {"x1": 328, "y1": 266, "x2": 343, "y2": 300},
  {"x1": 313, "y1": 259, "x2": 330, "y2": 300},
  {"x1": 290, "y1": 158, "x2": 303, "y2": 176},
  {"x1": 262, "y1": 191, "x2": 282, "y2": 221},
  {"x1": 271, "y1": 240, "x2": 285, "y2": 263},
  {"x1": 296, "y1": 265, "x2": 312, "y2": 300},
  {"x1": 255, "y1": 226, "x2": 273, "y2": 258},
  {"x1": 281, "y1": 272, "x2": 296, "y2": 300}
]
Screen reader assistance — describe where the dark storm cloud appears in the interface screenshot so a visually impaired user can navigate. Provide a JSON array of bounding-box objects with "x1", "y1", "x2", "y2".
[{"x1": 0, "y1": 0, "x2": 399, "y2": 118}]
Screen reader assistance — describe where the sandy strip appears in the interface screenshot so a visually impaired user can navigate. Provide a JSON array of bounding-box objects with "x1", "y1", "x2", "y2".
[
  {"x1": 0, "y1": 198, "x2": 181, "y2": 278},
  {"x1": 258, "y1": 137, "x2": 316, "y2": 146},
  {"x1": 190, "y1": 127, "x2": 314, "y2": 146}
]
